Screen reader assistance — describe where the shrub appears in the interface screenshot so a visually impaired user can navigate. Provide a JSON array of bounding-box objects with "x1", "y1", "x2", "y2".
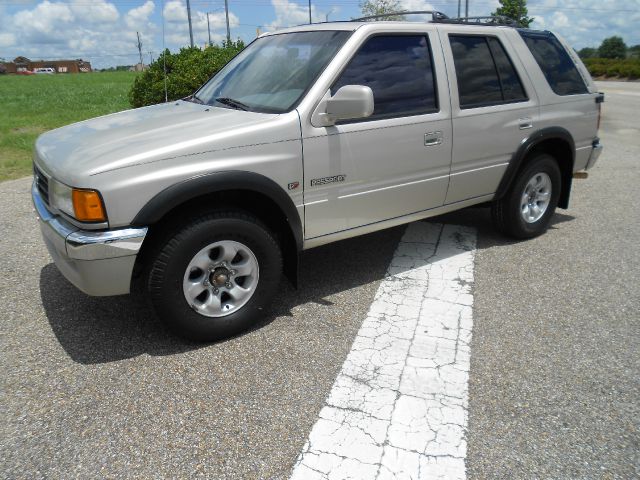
[
  {"x1": 583, "y1": 57, "x2": 640, "y2": 79},
  {"x1": 129, "y1": 40, "x2": 245, "y2": 108}
]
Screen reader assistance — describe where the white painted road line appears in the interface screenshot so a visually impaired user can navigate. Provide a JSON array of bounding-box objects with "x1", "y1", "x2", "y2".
[{"x1": 290, "y1": 222, "x2": 477, "y2": 480}]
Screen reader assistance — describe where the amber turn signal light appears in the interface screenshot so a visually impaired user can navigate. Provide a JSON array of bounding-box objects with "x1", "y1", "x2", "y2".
[{"x1": 72, "y1": 189, "x2": 106, "y2": 222}]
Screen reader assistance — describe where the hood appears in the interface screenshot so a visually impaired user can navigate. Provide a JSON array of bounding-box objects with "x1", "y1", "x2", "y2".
[{"x1": 35, "y1": 100, "x2": 280, "y2": 183}]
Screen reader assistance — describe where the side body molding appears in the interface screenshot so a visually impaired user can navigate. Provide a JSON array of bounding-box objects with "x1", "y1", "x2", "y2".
[
  {"x1": 495, "y1": 127, "x2": 575, "y2": 209},
  {"x1": 132, "y1": 170, "x2": 304, "y2": 252}
]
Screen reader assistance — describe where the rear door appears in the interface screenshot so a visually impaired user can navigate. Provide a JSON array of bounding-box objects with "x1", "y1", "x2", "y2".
[
  {"x1": 301, "y1": 30, "x2": 452, "y2": 239},
  {"x1": 440, "y1": 27, "x2": 539, "y2": 204}
]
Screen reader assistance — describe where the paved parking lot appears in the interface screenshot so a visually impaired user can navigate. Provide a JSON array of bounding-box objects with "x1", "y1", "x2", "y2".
[{"x1": 1, "y1": 81, "x2": 638, "y2": 479}]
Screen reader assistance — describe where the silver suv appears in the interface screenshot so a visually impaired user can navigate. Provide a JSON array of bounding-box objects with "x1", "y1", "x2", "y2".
[{"x1": 32, "y1": 16, "x2": 604, "y2": 340}]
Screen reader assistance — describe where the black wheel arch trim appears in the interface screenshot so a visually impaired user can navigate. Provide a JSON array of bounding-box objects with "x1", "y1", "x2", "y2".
[
  {"x1": 495, "y1": 127, "x2": 575, "y2": 209},
  {"x1": 131, "y1": 170, "x2": 303, "y2": 252}
]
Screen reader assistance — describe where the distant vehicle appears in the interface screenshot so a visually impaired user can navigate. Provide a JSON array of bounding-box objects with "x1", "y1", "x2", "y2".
[
  {"x1": 34, "y1": 68, "x2": 55, "y2": 74},
  {"x1": 16, "y1": 70, "x2": 35, "y2": 75}
]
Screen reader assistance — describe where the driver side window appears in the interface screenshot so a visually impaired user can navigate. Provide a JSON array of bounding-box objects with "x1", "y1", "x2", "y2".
[{"x1": 332, "y1": 35, "x2": 438, "y2": 121}]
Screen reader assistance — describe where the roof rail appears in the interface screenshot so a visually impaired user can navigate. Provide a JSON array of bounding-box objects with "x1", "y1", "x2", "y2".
[
  {"x1": 353, "y1": 10, "x2": 449, "y2": 22},
  {"x1": 436, "y1": 15, "x2": 518, "y2": 26},
  {"x1": 349, "y1": 11, "x2": 518, "y2": 27}
]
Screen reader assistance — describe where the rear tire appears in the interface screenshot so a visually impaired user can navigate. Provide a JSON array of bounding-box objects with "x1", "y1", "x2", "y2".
[
  {"x1": 147, "y1": 209, "x2": 282, "y2": 341},
  {"x1": 492, "y1": 153, "x2": 561, "y2": 239}
]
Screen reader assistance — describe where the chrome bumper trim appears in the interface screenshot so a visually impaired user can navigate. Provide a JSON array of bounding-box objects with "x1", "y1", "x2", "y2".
[
  {"x1": 585, "y1": 138, "x2": 603, "y2": 170},
  {"x1": 32, "y1": 181, "x2": 148, "y2": 261}
]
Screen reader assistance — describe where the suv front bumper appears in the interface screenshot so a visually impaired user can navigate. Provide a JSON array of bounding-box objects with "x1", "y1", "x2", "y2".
[{"x1": 32, "y1": 182, "x2": 147, "y2": 296}]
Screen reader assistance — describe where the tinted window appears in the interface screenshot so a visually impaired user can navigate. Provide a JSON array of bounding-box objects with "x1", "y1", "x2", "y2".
[
  {"x1": 519, "y1": 30, "x2": 588, "y2": 95},
  {"x1": 332, "y1": 35, "x2": 437, "y2": 119},
  {"x1": 450, "y1": 35, "x2": 503, "y2": 107},
  {"x1": 487, "y1": 37, "x2": 527, "y2": 102}
]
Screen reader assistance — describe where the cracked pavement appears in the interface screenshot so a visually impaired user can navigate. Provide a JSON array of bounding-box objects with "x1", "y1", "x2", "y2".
[{"x1": 291, "y1": 222, "x2": 476, "y2": 480}]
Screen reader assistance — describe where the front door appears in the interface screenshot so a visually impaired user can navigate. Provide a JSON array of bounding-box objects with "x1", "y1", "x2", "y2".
[{"x1": 301, "y1": 32, "x2": 452, "y2": 239}]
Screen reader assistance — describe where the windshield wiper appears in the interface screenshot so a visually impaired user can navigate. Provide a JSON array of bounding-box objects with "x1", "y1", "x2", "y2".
[
  {"x1": 215, "y1": 97, "x2": 250, "y2": 111},
  {"x1": 184, "y1": 93, "x2": 205, "y2": 104}
]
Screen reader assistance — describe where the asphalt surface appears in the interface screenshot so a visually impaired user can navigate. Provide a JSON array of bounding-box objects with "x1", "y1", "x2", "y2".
[
  {"x1": 462, "y1": 81, "x2": 640, "y2": 479},
  {"x1": 1, "y1": 81, "x2": 638, "y2": 479}
]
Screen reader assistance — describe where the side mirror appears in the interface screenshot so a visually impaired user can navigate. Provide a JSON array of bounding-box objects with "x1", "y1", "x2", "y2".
[{"x1": 316, "y1": 85, "x2": 374, "y2": 126}]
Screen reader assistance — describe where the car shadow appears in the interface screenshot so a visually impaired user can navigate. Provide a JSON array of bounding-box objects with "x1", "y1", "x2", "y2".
[{"x1": 40, "y1": 207, "x2": 575, "y2": 365}]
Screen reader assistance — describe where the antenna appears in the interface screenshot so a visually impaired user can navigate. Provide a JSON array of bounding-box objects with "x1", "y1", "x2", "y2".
[{"x1": 161, "y1": 0, "x2": 168, "y2": 102}]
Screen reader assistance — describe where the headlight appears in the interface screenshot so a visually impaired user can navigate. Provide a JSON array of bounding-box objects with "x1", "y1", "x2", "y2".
[
  {"x1": 50, "y1": 180, "x2": 74, "y2": 217},
  {"x1": 50, "y1": 179, "x2": 107, "y2": 223}
]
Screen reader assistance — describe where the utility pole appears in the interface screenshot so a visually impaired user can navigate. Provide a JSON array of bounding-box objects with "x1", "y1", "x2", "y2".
[
  {"x1": 136, "y1": 32, "x2": 143, "y2": 67},
  {"x1": 224, "y1": 0, "x2": 231, "y2": 43},
  {"x1": 457, "y1": 0, "x2": 461, "y2": 17},
  {"x1": 308, "y1": 0, "x2": 312, "y2": 23},
  {"x1": 149, "y1": 51, "x2": 153, "y2": 64},
  {"x1": 207, "y1": 12, "x2": 212, "y2": 46},
  {"x1": 186, "y1": 0, "x2": 194, "y2": 47},
  {"x1": 464, "y1": 0, "x2": 469, "y2": 18}
]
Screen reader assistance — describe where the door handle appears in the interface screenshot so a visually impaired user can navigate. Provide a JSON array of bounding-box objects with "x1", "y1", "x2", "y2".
[
  {"x1": 424, "y1": 131, "x2": 443, "y2": 146},
  {"x1": 519, "y1": 117, "x2": 533, "y2": 130}
]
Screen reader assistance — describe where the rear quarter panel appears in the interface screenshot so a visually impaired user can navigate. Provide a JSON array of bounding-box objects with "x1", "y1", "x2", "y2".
[{"x1": 506, "y1": 29, "x2": 599, "y2": 171}]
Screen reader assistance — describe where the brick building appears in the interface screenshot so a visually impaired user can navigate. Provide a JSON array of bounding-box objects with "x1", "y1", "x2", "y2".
[{"x1": 2, "y1": 56, "x2": 92, "y2": 73}]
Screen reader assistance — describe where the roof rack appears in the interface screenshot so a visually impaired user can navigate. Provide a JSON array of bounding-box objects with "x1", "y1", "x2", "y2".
[
  {"x1": 351, "y1": 11, "x2": 518, "y2": 26},
  {"x1": 437, "y1": 15, "x2": 518, "y2": 26},
  {"x1": 353, "y1": 10, "x2": 449, "y2": 22}
]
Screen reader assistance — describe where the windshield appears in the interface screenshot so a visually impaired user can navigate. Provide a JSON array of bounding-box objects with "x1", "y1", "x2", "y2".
[{"x1": 195, "y1": 31, "x2": 351, "y2": 113}]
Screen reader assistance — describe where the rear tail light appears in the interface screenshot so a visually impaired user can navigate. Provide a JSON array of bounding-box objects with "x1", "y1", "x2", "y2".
[{"x1": 596, "y1": 93, "x2": 604, "y2": 131}]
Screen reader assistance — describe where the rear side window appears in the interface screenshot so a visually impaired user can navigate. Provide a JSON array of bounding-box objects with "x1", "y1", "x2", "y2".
[
  {"x1": 449, "y1": 35, "x2": 527, "y2": 109},
  {"x1": 519, "y1": 30, "x2": 588, "y2": 96},
  {"x1": 332, "y1": 35, "x2": 438, "y2": 120},
  {"x1": 487, "y1": 37, "x2": 527, "y2": 102}
]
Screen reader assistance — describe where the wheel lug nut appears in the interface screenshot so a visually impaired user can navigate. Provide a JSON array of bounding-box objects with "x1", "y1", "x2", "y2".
[{"x1": 225, "y1": 282, "x2": 232, "y2": 288}]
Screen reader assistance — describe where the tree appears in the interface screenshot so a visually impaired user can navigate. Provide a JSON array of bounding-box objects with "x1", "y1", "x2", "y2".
[
  {"x1": 491, "y1": 0, "x2": 533, "y2": 27},
  {"x1": 598, "y1": 36, "x2": 627, "y2": 59},
  {"x1": 578, "y1": 47, "x2": 597, "y2": 59},
  {"x1": 627, "y1": 44, "x2": 640, "y2": 59},
  {"x1": 129, "y1": 40, "x2": 245, "y2": 108},
  {"x1": 358, "y1": 0, "x2": 405, "y2": 20}
]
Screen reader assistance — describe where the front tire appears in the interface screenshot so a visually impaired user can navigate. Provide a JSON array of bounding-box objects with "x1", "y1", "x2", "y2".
[
  {"x1": 492, "y1": 153, "x2": 562, "y2": 239},
  {"x1": 147, "y1": 210, "x2": 282, "y2": 341}
]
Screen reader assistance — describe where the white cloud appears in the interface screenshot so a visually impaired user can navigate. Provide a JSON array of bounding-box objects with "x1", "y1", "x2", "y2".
[
  {"x1": 68, "y1": 0, "x2": 119, "y2": 23},
  {"x1": 125, "y1": 1, "x2": 155, "y2": 29},
  {"x1": 163, "y1": 0, "x2": 186, "y2": 22},
  {"x1": 13, "y1": 1, "x2": 74, "y2": 44},
  {"x1": 0, "y1": 33, "x2": 16, "y2": 48},
  {"x1": 267, "y1": 0, "x2": 324, "y2": 29}
]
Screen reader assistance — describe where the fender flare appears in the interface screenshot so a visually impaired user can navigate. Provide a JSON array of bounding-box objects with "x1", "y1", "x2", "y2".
[
  {"x1": 495, "y1": 127, "x2": 575, "y2": 208},
  {"x1": 131, "y1": 170, "x2": 303, "y2": 252}
]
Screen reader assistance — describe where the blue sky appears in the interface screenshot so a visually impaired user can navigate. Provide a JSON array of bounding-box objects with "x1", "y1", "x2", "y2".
[{"x1": 0, "y1": 0, "x2": 639, "y2": 68}]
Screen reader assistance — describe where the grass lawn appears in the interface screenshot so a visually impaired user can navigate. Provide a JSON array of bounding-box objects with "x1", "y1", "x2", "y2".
[{"x1": 0, "y1": 71, "x2": 137, "y2": 182}]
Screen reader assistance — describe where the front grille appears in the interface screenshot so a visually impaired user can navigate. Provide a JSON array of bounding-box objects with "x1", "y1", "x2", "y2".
[{"x1": 34, "y1": 165, "x2": 50, "y2": 206}]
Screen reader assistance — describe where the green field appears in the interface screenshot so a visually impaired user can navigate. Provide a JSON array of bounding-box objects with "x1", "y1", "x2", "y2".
[{"x1": 0, "y1": 71, "x2": 137, "y2": 181}]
